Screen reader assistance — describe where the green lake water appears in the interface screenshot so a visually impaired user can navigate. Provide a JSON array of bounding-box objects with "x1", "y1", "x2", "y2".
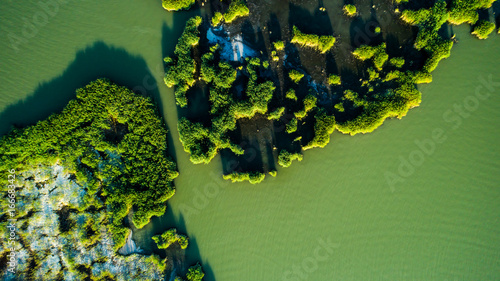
[{"x1": 1, "y1": 1, "x2": 499, "y2": 280}]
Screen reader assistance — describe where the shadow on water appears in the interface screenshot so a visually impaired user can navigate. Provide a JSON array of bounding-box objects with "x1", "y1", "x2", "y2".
[
  {"x1": 131, "y1": 204, "x2": 215, "y2": 281},
  {"x1": 288, "y1": 2, "x2": 334, "y2": 35},
  {"x1": 493, "y1": 1, "x2": 500, "y2": 27},
  {"x1": 0, "y1": 42, "x2": 169, "y2": 137}
]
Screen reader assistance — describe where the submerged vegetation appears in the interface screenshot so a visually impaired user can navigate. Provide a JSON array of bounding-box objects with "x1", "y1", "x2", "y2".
[
  {"x1": 0, "y1": 79, "x2": 189, "y2": 280},
  {"x1": 161, "y1": 0, "x2": 498, "y2": 183}
]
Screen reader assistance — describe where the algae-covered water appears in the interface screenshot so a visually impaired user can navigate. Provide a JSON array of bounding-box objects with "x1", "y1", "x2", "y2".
[{"x1": 1, "y1": 1, "x2": 499, "y2": 280}]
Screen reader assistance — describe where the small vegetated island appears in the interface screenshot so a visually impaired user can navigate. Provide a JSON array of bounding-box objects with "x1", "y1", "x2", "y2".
[
  {"x1": 163, "y1": 0, "x2": 498, "y2": 184},
  {"x1": 0, "y1": 79, "x2": 203, "y2": 280}
]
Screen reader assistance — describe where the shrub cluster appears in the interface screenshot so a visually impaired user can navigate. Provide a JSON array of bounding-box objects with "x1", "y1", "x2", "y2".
[
  {"x1": 472, "y1": 20, "x2": 496, "y2": 39},
  {"x1": 224, "y1": 0, "x2": 250, "y2": 23},
  {"x1": 223, "y1": 171, "x2": 267, "y2": 184},
  {"x1": 343, "y1": 4, "x2": 357, "y2": 17},
  {"x1": 291, "y1": 26, "x2": 336, "y2": 53},
  {"x1": 278, "y1": 150, "x2": 303, "y2": 168},
  {"x1": 353, "y1": 43, "x2": 389, "y2": 71},
  {"x1": 162, "y1": 0, "x2": 195, "y2": 11},
  {"x1": 0, "y1": 79, "x2": 178, "y2": 250},
  {"x1": 164, "y1": 17, "x2": 203, "y2": 107},
  {"x1": 152, "y1": 229, "x2": 189, "y2": 250}
]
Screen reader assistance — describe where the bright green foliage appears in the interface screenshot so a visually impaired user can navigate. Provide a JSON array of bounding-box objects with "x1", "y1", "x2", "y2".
[
  {"x1": 224, "y1": 0, "x2": 250, "y2": 23},
  {"x1": 152, "y1": 229, "x2": 189, "y2": 250},
  {"x1": 448, "y1": 0, "x2": 495, "y2": 25},
  {"x1": 201, "y1": 48, "x2": 237, "y2": 88},
  {"x1": 164, "y1": 17, "x2": 202, "y2": 107},
  {"x1": 177, "y1": 54, "x2": 274, "y2": 175},
  {"x1": 269, "y1": 170, "x2": 277, "y2": 177},
  {"x1": 472, "y1": 20, "x2": 496, "y2": 39},
  {"x1": 278, "y1": 150, "x2": 303, "y2": 167},
  {"x1": 291, "y1": 26, "x2": 336, "y2": 53},
  {"x1": 286, "y1": 89, "x2": 298, "y2": 100},
  {"x1": 422, "y1": 38, "x2": 453, "y2": 73},
  {"x1": 334, "y1": 103, "x2": 345, "y2": 112},
  {"x1": 413, "y1": 71, "x2": 433, "y2": 84},
  {"x1": 162, "y1": 0, "x2": 195, "y2": 11},
  {"x1": 294, "y1": 94, "x2": 317, "y2": 119},
  {"x1": 212, "y1": 12, "x2": 224, "y2": 26},
  {"x1": 375, "y1": 26, "x2": 381, "y2": 33},
  {"x1": 336, "y1": 75, "x2": 422, "y2": 135},
  {"x1": 328, "y1": 74, "x2": 341, "y2": 85},
  {"x1": 178, "y1": 118, "x2": 218, "y2": 164},
  {"x1": 303, "y1": 109, "x2": 336, "y2": 150},
  {"x1": 223, "y1": 171, "x2": 266, "y2": 184},
  {"x1": 353, "y1": 43, "x2": 389, "y2": 70},
  {"x1": 186, "y1": 264, "x2": 205, "y2": 281},
  {"x1": 273, "y1": 40, "x2": 285, "y2": 51},
  {"x1": 268, "y1": 107, "x2": 285, "y2": 120},
  {"x1": 234, "y1": 59, "x2": 275, "y2": 119},
  {"x1": 286, "y1": 117, "x2": 298, "y2": 133},
  {"x1": 389, "y1": 57, "x2": 405, "y2": 68},
  {"x1": 0, "y1": 79, "x2": 178, "y2": 249},
  {"x1": 289, "y1": 69, "x2": 305, "y2": 83},
  {"x1": 343, "y1": 4, "x2": 357, "y2": 17},
  {"x1": 399, "y1": 1, "x2": 454, "y2": 73},
  {"x1": 367, "y1": 67, "x2": 380, "y2": 81}
]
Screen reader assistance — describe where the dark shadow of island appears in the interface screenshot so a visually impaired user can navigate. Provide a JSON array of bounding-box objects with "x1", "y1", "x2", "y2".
[{"x1": 0, "y1": 41, "x2": 177, "y2": 161}]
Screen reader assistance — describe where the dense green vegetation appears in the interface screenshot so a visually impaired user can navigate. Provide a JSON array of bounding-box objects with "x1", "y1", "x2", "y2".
[
  {"x1": 223, "y1": 171, "x2": 267, "y2": 184},
  {"x1": 174, "y1": 263, "x2": 205, "y2": 281},
  {"x1": 328, "y1": 74, "x2": 341, "y2": 85},
  {"x1": 289, "y1": 69, "x2": 305, "y2": 83},
  {"x1": 273, "y1": 40, "x2": 285, "y2": 51},
  {"x1": 212, "y1": 12, "x2": 224, "y2": 26},
  {"x1": 186, "y1": 264, "x2": 205, "y2": 281},
  {"x1": 353, "y1": 43, "x2": 389, "y2": 71},
  {"x1": 472, "y1": 20, "x2": 496, "y2": 39},
  {"x1": 447, "y1": 0, "x2": 495, "y2": 25},
  {"x1": 0, "y1": 79, "x2": 178, "y2": 247},
  {"x1": 161, "y1": 0, "x2": 497, "y2": 183},
  {"x1": 223, "y1": 0, "x2": 250, "y2": 23},
  {"x1": 278, "y1": 150, "x2": 303, "y2": 168},
  {"x1": 166, "y1": 24, "x2": 275, "y2": 179},
  {"x1": 286, "y1": 88, "x2": 298, "y2": 101},
  {"x1": 303, "y1": 110, "x2": 336, "y2": 150},
  {"x1": 164, "y1": 16, "x2": 202, "y2": 107},
  {"x1": 162, "y1": 0, "x2": 195, "y2": 11},
  {"x1": 153, "y1": 229, "x2": 189, "y2": 249},
  {"x1": 0, "y1": 79, "x2": 183, "y2": 279},
  {"x1": 291, "y1": 26, "x2": 336, "y2": 53},
  {"x1": 343, "y1": 4, "x2": 357, "y2": 17}
]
